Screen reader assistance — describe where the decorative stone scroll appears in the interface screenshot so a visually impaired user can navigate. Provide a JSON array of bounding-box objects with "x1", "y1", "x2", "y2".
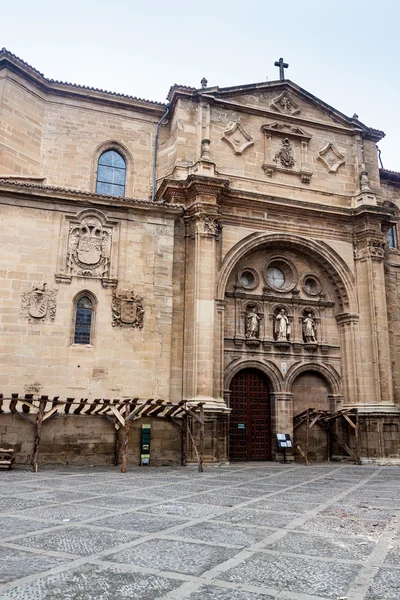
[
  {"x1": 318, "y1": 143, "x2": 345, "y2": 173},
  {"x1": 185, "y1": 214, "x2": 221, "y2": 240},
  {"x1": 354, "y1": 239, "x2": 385, "y2": 260},
  {"x1": 222, "y1": 122, "x2": 254, "y2": 155},
  {"x1": 112, "y1": 291, "x2": 144, "y2": 329},
  {"x1": 21, "y1": 282, "x2": 58, "y2": 323},
  {"x1": 270, "y1": 92, "x2": 300, "y2": 116}
]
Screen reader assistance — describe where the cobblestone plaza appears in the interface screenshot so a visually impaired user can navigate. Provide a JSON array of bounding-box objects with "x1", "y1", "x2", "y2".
[{"x1": 0, "y1": 464, "x2": 399, "y2": 599}]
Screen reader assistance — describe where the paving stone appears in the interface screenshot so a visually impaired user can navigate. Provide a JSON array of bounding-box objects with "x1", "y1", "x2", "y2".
[
  {"x1": 0, "y1": 516, "x2": 55, "y2": 540},
  {"x1": 250, "y1": 498, "x2": 320, "y2": 513},
  {"x1": 0, "y1": 563, "x2": 182, "y2": 599},
  {"x1": 172, "y1": 521, "x2": 274, "y2": 546},
  {"x1": 298, "y1": 515, "x2": 386, "y2": 538},
  {"x1": 211, "y1": 508, "x2": 296, "y2": 528},
  {"x1": 187, "y1": 585, "x2": 275, "y2": 599},
  {"x1": 106, "y1": 538, "x2": 238, "y2": 575},
  {"x1": 10, "y1": 490, "x2": 106, "y2": 503},
  {"x1": 12, "y1": 504, "x2": 115, "y2": 523},
  {"x1": 0, "y1": 497, "x2": 53, "y2": 512},
  {"x1": 138, "y1": 501, "x2": 226, "y2": 518},
  {"x1": 220, "y1": 551, "x2": 360, "y2": 597},
  {"x1": 80, "y1": 496, "x2": 150, "y2": 511},
  {"x1": 0, "y1": 547, "x2": 68, "y2": 585},
  {"x1": 180, "y1": 493, "x2": 251, "y2": 507},
  {"x1": 321, "y1": 503, "x2": 398, "y2": 520},
  {"x1": 94, "y1": 511, "x2": 189, "y2": 533},
  {"x1": 365, "y1": 566, "x2": 400, "y2": 599},
  {"x1": 265, "y1": 531, "x2": 376, "y2": 560},
  {"x1": 384, "y1": 542, "x2": 400, "y2": 565},
  {"x1": 9, "y1": 526, "x2": 142, "y2": 557}
]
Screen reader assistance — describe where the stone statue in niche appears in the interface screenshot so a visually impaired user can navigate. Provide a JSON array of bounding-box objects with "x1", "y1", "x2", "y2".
[
  {"x1": 274, "y1": 308, "x2": 290, "y2": 341},
  {"x1": 245, "y1": 306, "x2": 260, "y2": 339},
  {"x1": 21, "y1": 282, "x2": 58, "y2": 322},
  {"x1": 67, "y1": 216, "x2": 111, "y2": 279},
  {"x1": 274, "y1": 138, "x2": 295, "y2": 168},
  {"x1": 303, "y1": 313, "x2": 317, "y2": 343}
]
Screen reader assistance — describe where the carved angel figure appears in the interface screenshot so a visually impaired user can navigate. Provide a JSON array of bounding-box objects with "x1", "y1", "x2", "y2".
[{"x1": 303, "y1": 313, "x2": 317, "y2": 343}]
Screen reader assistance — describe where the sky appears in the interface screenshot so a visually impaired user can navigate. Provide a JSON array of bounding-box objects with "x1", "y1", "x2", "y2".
[{"x1": 3, "y1": 0, "x2": 400, "y2": 169}]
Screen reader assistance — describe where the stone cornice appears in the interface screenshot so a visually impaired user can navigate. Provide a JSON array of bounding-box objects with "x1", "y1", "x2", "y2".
[
  {"x1": 0, "y1": 48, "x2": 166, "y2": 117},
  {"x1": 0, "y1": 179, "x2": 184, "y2": 217}
]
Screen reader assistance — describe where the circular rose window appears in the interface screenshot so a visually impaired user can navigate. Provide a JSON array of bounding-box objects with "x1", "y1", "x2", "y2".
[
  {"x1": 266, "y1": 267, "x2": 285, "y2": 289},
  {"x1": 264, "y1": 257, "x2": 297, "y2": 292}
]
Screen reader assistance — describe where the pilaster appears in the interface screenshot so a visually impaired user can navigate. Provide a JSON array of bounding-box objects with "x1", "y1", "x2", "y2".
[{"x1": 354, "y1": 228, "x2": 394, "y2": 406}]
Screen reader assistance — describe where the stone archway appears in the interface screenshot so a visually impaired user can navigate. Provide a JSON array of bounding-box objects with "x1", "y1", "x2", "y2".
[
  {"x1": 229, "y1": 368, "x2": 272, "y2": 461},
  {"x1": 291, "y1": 369, "x2": 334, "y2": 461}
]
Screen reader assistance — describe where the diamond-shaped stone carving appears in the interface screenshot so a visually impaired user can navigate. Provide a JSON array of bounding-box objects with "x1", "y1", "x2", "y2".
[
  {"x1": 222, "y1": 122, "x2": 254, "y2": 155},
  {"x1": 270, "y1": 92, "x2": 300, "y2": 116},
  {"x1": 318, "y1": 143, "x2": 345, "y2": 173}
]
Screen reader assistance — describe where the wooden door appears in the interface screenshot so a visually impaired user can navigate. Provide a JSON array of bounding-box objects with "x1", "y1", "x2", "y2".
[{"x1": 229, "y1": 369, "x2": 271, "y2": 461}]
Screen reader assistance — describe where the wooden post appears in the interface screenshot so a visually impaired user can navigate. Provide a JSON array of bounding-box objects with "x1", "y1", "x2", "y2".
[
  {"x1": 32, "y1": 397, "x2": 46, "y2": 473},
  {"x1": 355, "y1": 410, "x2": 362, "y2": 465},
  {"x1": 114, "y1": 426, "x2": 120, "y2": 466},
  {"x1": 327, "y1": 425, "x2": 331, "y2": 462},
  {"x1": 199, "y1": 404, "x2": 205, "y2": 473},
  {"x1": 120, "y1": 405, "x2": 132, "y2": 473},
  {"x1": 305, "y1": 409, "x2": 310, "y2": 466}
]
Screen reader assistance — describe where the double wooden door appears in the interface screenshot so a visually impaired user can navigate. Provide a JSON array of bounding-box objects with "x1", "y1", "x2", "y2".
[{"x1": 229, "y1": 368, "x2": 271, "y2": 461}]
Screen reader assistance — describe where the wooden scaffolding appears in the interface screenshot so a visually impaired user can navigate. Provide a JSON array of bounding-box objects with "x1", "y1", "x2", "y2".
[
  {"x1": 293, "y1": 407, "x2": 362, "y2": 466},
  {"x1": 0, "y1": 394, "x2": 205, "y2": 473}
]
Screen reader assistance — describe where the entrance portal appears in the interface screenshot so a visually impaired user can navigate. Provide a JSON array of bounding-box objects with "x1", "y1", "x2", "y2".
[{"x1": 229, "y1": 368, "x2": 271, "y2": 461}]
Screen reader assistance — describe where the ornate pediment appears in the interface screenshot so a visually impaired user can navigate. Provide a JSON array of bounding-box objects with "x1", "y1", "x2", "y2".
[
  {"x1": 270, "y1": 91, "x2": 301, "y2": 116},
  {"x1": 222, "y1": 122, "x2": 254, "y2": 155},
  {"x1": 261, "y1": 122, "x2": 311, "y2": 142}
]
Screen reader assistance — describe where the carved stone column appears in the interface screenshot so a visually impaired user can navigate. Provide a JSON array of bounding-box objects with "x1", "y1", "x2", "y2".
[{"x1": 354, "y1": 234, "x2": 394, "y2": 407}]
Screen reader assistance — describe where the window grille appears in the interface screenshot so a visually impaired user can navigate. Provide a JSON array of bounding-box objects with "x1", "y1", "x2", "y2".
[
  {"x1": 74, "y1": 296, "x2": 93, "y2": 344},
  {"x1": 96, "y1": 150, "x2": 126, "y2": 197}
]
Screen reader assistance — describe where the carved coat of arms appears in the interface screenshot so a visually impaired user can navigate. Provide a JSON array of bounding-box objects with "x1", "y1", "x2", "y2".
[
  {"x1": 112, "y1": 291, "x2": 144, "y2": 329},
  {"x1": 21, "y1": 282, "x2": 58, "y2": 322},
  {"x1": 274, "y1": 138, "x2": 295, "y2": 168},
  {"x1": 67, "y1": 216, "x2": 111, "y2": 278}
]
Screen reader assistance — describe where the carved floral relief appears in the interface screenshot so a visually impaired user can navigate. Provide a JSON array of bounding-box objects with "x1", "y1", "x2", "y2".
[{"x1": 222, "y1": 122, "x2": 254, "y2": 155}]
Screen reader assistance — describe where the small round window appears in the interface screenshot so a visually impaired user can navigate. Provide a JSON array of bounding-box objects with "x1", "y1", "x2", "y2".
[
  {"x1": 241, "y1": 271, "x2": 255, "y2": 288},
  {"x1": 238, "y1": 268, "x2": 258, "y2": 290},
  {"x1": 266, "y1": 267, "x2": 285, "y2": 289},
  {"x1": 301, "y1": 273, "x2": 322, "y2": 296}
]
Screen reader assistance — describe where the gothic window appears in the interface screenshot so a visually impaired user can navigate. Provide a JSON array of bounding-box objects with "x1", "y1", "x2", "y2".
[
  {"x1": 96, "y1": 150, "x2": 126, "y2": 197},
  {"x1": 73, "y1": 295, "x2": 94, "y2": 344},
  {"x1": 388, "y1": 225, "x2": 397, "y2": 249}
]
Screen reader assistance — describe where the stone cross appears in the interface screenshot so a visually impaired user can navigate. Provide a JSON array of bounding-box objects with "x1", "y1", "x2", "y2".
[{"x1": 274, "y1": 57, "x2": 289, "y2": 81}]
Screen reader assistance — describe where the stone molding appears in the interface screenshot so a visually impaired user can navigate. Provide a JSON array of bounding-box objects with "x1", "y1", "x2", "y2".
[
  {"x1": 354, "y1": 238, "x2": 385, "y2": 261},
  {"x1": 222, "y1": 122, "x2": 254, "y2": 155}
]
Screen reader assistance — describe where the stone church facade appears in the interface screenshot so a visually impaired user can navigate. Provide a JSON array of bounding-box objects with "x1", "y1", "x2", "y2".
[{"x1": 1, "y1": 48, "x2": 399, "y2": 464}]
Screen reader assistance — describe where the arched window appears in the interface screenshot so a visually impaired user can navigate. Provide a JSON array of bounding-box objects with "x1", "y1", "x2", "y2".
[
  {"x1": 96, "y1": 150, "x2": 126, "y2": 197},
  {"x1": 388, "y1": 225, "x2": 397, "y2": 249},
  {"x1": 74, "y1": 296, "x2": 94, "y2": 344}
]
